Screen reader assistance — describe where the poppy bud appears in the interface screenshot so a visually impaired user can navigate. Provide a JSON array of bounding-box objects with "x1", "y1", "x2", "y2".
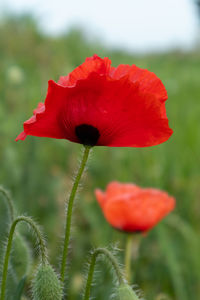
[
  {"x1": 11, "y1": 234, "x2": 32, "y2": 280},
  {"x1": 118, "y1": 284, "x2": 140, "y2": 300},
  {"x1": 32, "y1": 264, "x2": 63, "y2": 300}
]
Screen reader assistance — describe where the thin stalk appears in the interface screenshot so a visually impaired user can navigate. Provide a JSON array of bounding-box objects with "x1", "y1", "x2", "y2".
[
  {"x1": 0, "y1": 186, "x2": 15, "y2": 222},
  {"x1": 83, "y1": 248, "x2": 125, "y2": 300},
  {"x1": 125, "y1": 234, "x2": 133, "y2": 283},
  {"x1": 0, "y1": 216, "x2": 47, "y2": 300},
  {"x1": 60, "y1": 146, "x2": 91, "y2": 283}
]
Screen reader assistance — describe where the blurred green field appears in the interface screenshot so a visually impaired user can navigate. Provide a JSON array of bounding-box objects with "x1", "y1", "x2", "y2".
[{"x1": 0, "y1": 14, "x2": 200, "y2": 300}]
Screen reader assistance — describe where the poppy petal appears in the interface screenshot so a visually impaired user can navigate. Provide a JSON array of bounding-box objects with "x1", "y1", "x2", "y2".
[
  {"x1": 95, "y1": 181, "x2": 175, "y2": 233},
  {"x1": 16, "y1": 55, "x2": 173, "y2": 147},
  {"x1": 63, "y1": 73, "x2": 172, "y2": 147},
  {"x1": 106, "y1": 181, "x2": 141, "y2": 199},
  {"x1": 95, "y1": 189, "x2": 106, "y2": 208},
  {"x1": 110, "y1": 64, "x2": 168, "y2": 102},
  {"x1": 58, "y1": 54, "x2": 111, "y2": 87},
  {"x1": 16, "y1": 80, "x2": 69, "y2": 141}
]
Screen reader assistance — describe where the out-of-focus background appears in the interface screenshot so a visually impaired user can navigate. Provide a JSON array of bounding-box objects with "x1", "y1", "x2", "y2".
[{"x1": 0, "y1": 0, "x2": 200, "y2": 299}]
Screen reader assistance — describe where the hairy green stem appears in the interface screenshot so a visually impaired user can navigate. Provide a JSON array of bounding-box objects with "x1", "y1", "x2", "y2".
[
  {"x1": 0, "y1": 186, "x2": 15, "y2": 222},
  {"x1": 60, "y1": 146, "x2": 91, "y2": 283},
  {"x1": 83, "y1": 248, "x2": 125, "y2": 300},
  {"x1": 125, "y1": 235, "x2": 133, "y2": 283},
  {"x1": 0, "y1": 216, "x2": 47, "y2": 300}
]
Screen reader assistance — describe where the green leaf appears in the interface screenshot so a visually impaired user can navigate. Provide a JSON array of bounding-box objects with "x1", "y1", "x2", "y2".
[{"x1": 13, "y1": 276, "x2": 26, "y2": 300}]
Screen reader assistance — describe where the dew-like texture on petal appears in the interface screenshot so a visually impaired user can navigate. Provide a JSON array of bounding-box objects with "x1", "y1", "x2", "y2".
[
  {"x1": 95, "y1": 181, "x2": 175, "y2": 233},
  {"x1": 16, "y1": 54, "x2": 173, "y2": 147}
]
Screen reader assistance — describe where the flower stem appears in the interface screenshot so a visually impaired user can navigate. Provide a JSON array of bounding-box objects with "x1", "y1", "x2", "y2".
[
  {"x1": 125, "y1": 234, "x2": 133, "y2": 283},
  {"x1": 0, "y1": 186, "x2": 15, "y2": 222},
  {"x1": 83, "y1": 248, "x2": 125, "y2": 300},
  {"x1": 60, "y1": 146, "x2": 91, "y2": 283},
  {"x1": 0, "y1": 216, "x2": 47, "y2": 300}
]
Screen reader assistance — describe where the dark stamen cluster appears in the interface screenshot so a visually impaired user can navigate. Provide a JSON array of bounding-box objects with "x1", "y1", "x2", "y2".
[{"x1": 75, "y1": 124, "x2": 100, "y2": 146}]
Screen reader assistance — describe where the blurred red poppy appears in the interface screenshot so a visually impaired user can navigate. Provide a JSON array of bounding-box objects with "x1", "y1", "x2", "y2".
[
  {"x1": 95, "y1": 182, "x2": 175, "y2": 233},
  {"x1": 16, "y1": 54, "x2": 173, "y2": 147}
]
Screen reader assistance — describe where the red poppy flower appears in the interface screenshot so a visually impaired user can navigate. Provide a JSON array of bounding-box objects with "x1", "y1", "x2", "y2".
[
  {"x1": 95, "y1": 182, "x2": 175, "y2": 233},
  {"x1": 16, "y1": 54, "x2": 173, "y2": 147}
]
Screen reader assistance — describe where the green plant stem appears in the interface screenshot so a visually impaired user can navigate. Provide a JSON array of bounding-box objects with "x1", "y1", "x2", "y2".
[
  {"x1": 0, "y1": 186, "x2": 15, "y2": 222},
  {"x1": 60, "y1": 146, "x2": 91, "y2": 283},
  {"x1": 83, "y1": 248, "x2": 125, "y2": 300},
  {"x1": 125, "y1": 234, "x2": 133, "y2": 283},
  {"x1": 0, "y1": 216, "x2": 47, "y2": 300}
]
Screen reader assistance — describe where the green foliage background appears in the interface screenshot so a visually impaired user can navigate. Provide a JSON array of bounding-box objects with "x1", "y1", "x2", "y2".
[{"x1": 0, "y1": 14, "x2": 200, "y2": 300}]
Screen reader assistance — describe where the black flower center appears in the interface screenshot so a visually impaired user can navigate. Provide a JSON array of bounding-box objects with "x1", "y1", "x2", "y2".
[{"x1": 75, "y1": 124, "x2": 100, "y2": 146}]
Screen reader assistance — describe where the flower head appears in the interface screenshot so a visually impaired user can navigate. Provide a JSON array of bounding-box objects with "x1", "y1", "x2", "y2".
[
  {"x1": 95, "y1": 182, "x2": 175, "y2": 233},
  {"x1": 16, "y1": 55, "x2": 172, "y2": 147}
]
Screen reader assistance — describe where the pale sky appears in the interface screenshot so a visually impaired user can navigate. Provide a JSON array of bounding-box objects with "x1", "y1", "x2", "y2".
[{"x1": 1, "y1": 0, "x2": 199, "y2": 52}]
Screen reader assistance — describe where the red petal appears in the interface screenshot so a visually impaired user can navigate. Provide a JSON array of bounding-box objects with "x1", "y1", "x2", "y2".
[
  {"x1": 97, "y1": 185, "x2": 175, "y2": 232},
  {"x1": 63, "y1": 73, "x2": 172, "y2": 147},
  {"x1": 58, "y1": 54, "x2": 111, "y2": 87},
  {"x1": 16, "y1": 55, "x2": 173, "y2": 147},
  {"x1": 16, "y1": 131, "x2": 27, "y2": 141},
  {"x1": 106, "y1": 181, "x2": 141, "y2": 199},
  {"x1": 110, "y1": 64, "x2": 168, "y2": 102},
  {"x1": 16, "y1": 81, "x2": 71, "y2": 141},
  {"x1": 95, "y1": 189, "x2": 106, "y2": 208}
]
